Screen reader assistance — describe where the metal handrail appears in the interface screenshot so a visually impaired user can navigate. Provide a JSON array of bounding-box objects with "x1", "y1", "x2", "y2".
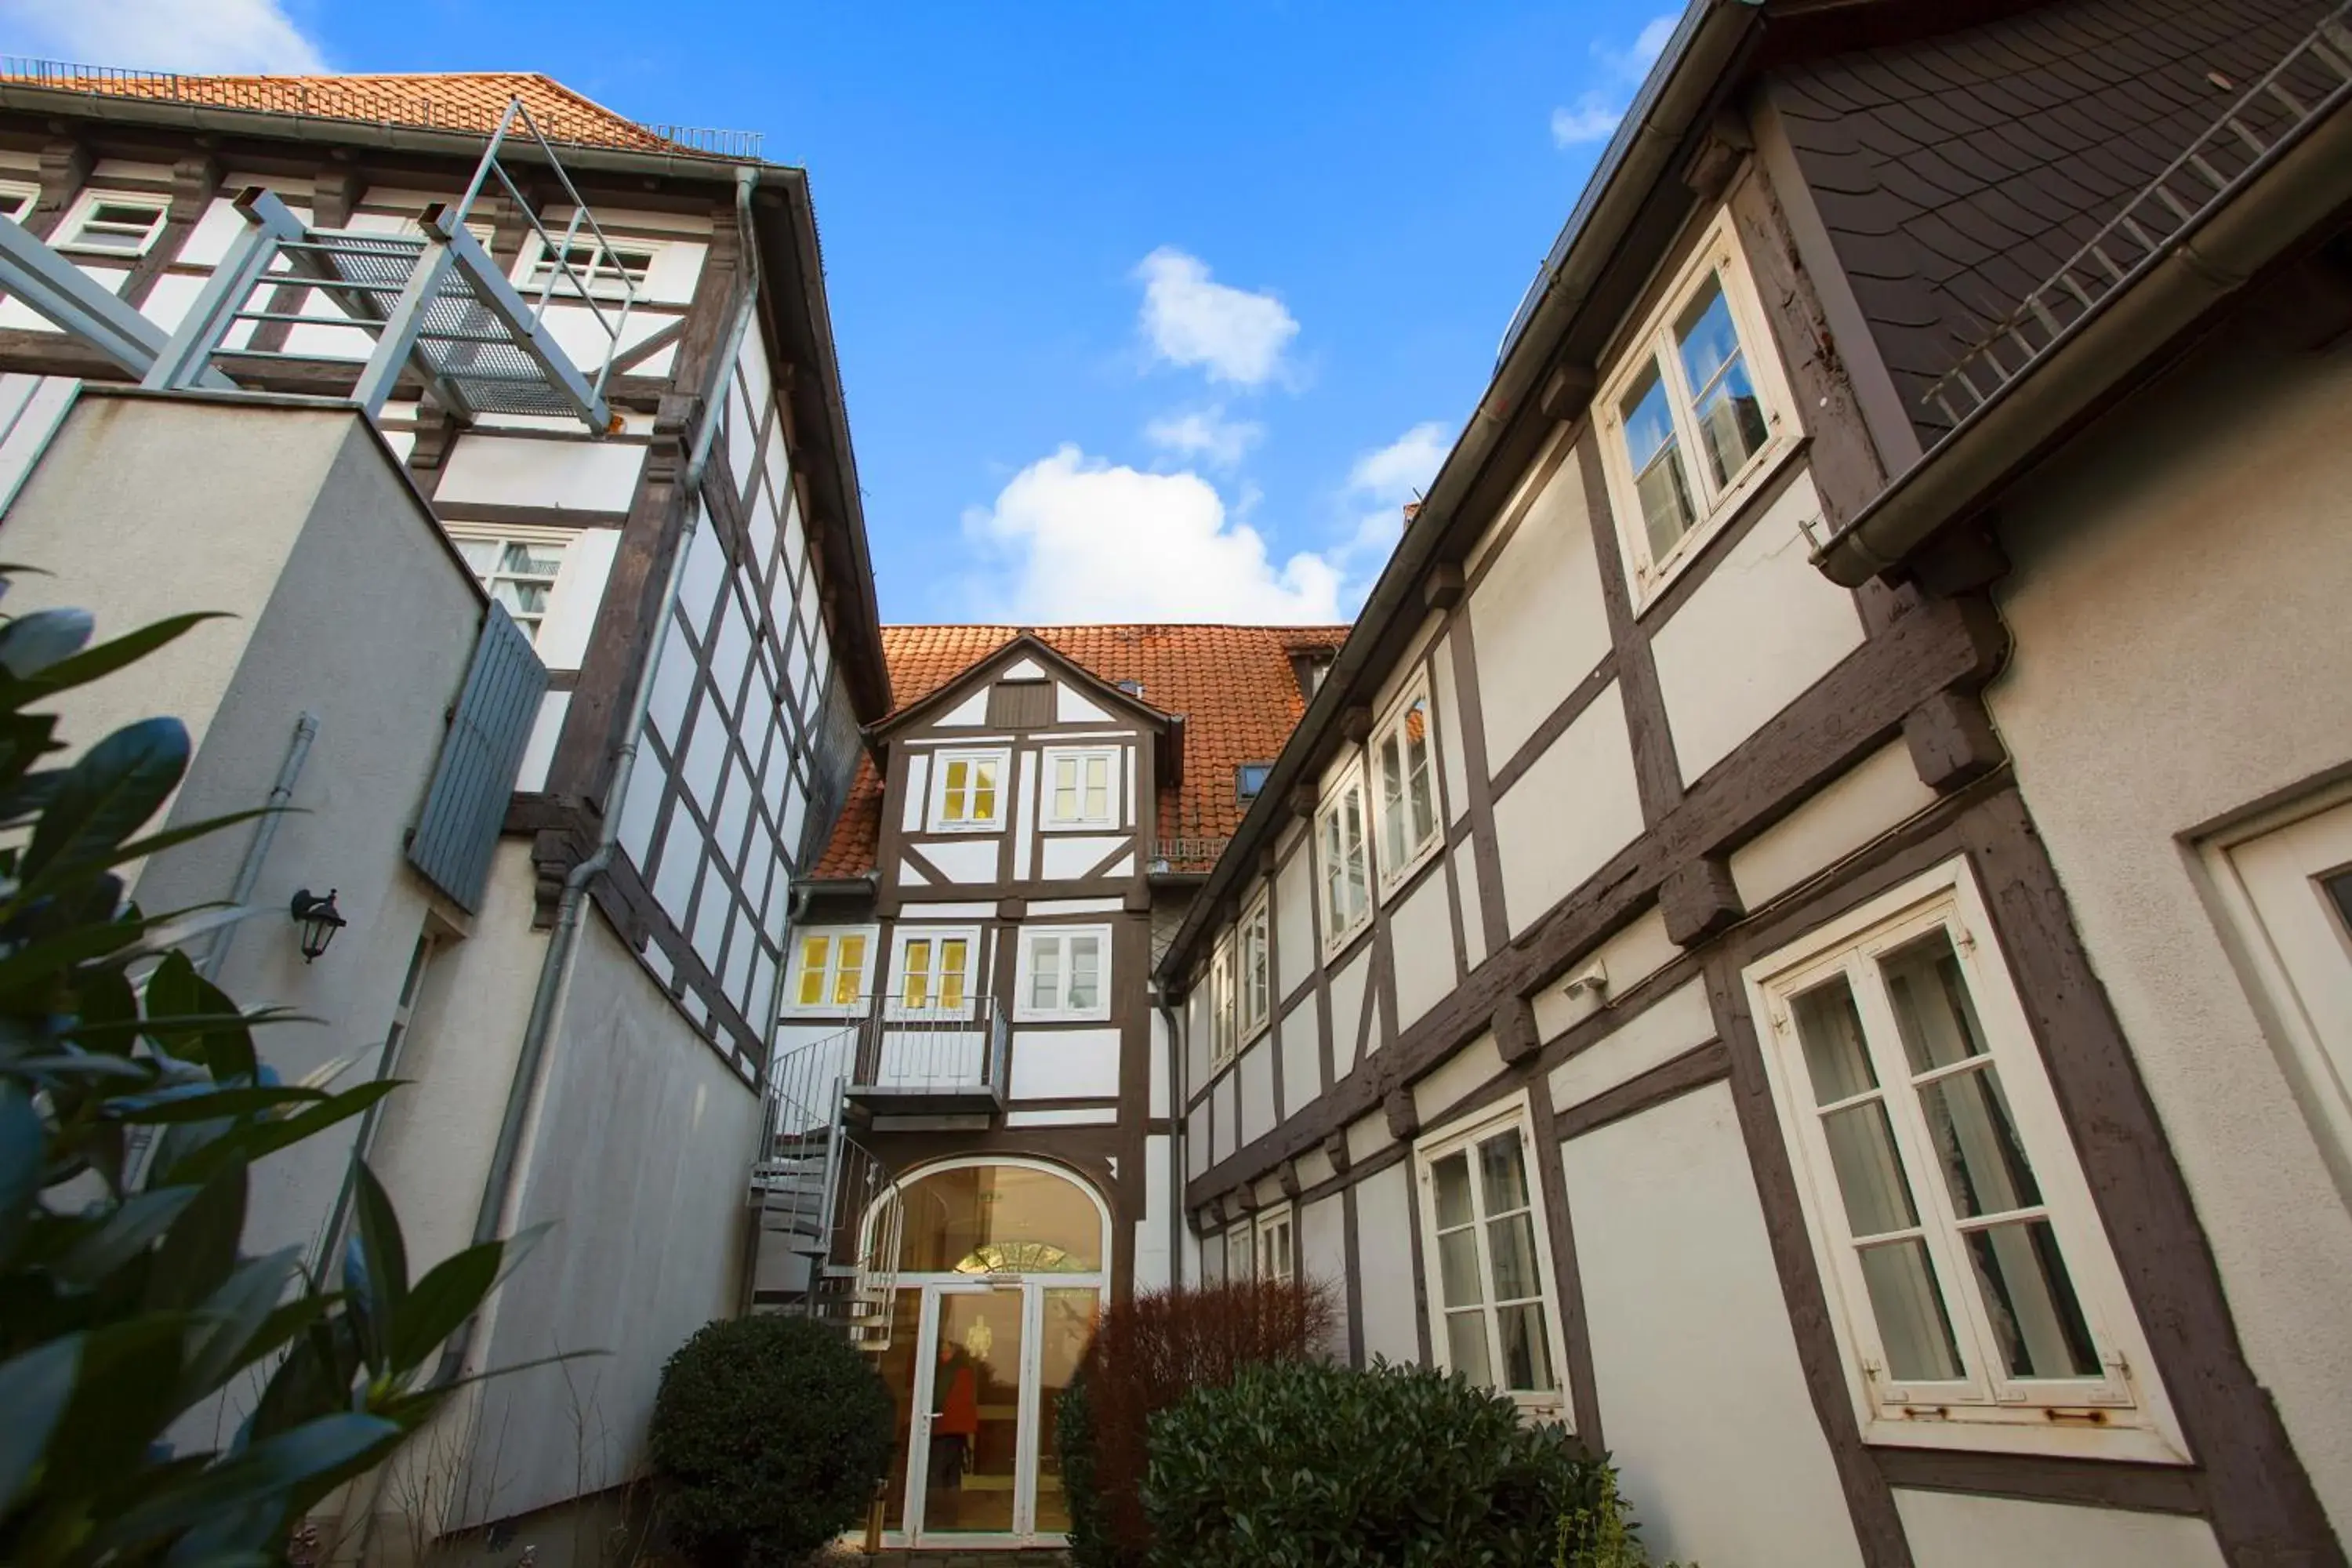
[{"x1": 1920, "y1": 6, "x2": 2352, "y2": 429}]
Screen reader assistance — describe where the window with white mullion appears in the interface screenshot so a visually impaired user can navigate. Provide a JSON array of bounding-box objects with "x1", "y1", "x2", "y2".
[
  {"x1": 1235, "y1": 892, "x2": 1271, "y2": 1044},
  {"x1": 1373, "y1": 683, "x2": 1439, "y2": 892},
  {"x1": 449, "y1": 530, "x2": 572, "y2": 644},
  {"x1": 1317, "y1": 766, "x2": 1372, "y2": 953},
  {"x1": 1209, "y1": 936, "x2": 1238, "y2": 1070},
  {"x1": 1426, "y1": 1127, "x2": 1557, "y2": 1396},
  {"x1": 1781, "y1": 913, "x2": 2120, "y2": 1414},
  {"x1": 1020, "y1": 926, "x2": 1107, "y2": 1022},
  {"x1": 1043, "y1": 746, "x2": 1117, "y2": 829}
]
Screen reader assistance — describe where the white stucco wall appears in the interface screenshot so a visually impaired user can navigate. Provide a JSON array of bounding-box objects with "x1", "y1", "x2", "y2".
[
  {"x1": 1562, "y1": 1082, "x2": 1862, "y2": 1566},
  {"x1": 464, "y1": 908, "x2": 764, "y2": 1523},
  {"x1": 1893, "y1": 1491, "x2": 2224, "y2": 1568},
  {"x1": 1491, "y1": 683, "x2": 1643, "y2": 935},
  {"x1": 1279, "y1": 989, "x2": 1321, "y2": 1117},
  {"x1": 1353, "y1": 1161, "x2": 1420, "y2": 1366},
  {"x1": 1466, "y1": 448, "x2": 1613, "y2": 766},
  {"x1": 1388, "y1": 865, "x2": 1458, "y2": 1029},
  {"x1": 1648, "y1": 468, "x2": 1864, "y2": 782},
  {"x1": 1985, "y1": 332, "x2": 2352, "y2": 1536}
]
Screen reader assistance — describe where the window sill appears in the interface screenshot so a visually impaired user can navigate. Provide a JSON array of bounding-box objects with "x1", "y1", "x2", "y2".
[
  {"x1": 1238, "y1": 1018, "x2": 1272, "y2": 1053},
  {"x1": 1320, "y1": 916, "x2": 1374, "y2": 967},
  {"x1": 1013, "y1": 1010, "x2": 1114, "y2": 1027},
  {"x1": 923, "y1": 820, "x2": 1006, "y2": 835},
  {"x1": 1377, "y1": 838, "x2": 1444, "y2": 907},
  {"x1": 1628, "y1": 431, "x2": 1805, "y2": 619},
  {"x1": 1040, "y1": 820, "x2": 1120, "y2": 833},
  {"x1": 1860, "y1": 1409, "x2": 2188, "y2": 1467}
]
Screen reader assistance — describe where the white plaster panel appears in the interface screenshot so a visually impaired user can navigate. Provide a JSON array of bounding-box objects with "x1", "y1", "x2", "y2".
[
  {"x1": 1295, "y1": 1147, "x2": 1335, "y2": 1190},
  {"x1": 899, "y1": 901, "x2": 996, "y2": 920},
  {"x1": 1491, "y1": 683, "x2": 1643, "y2": 935},
  {"x1": 615, "y1": 739, "x2": 666, "y2": 866},
  {"x1": 1731, "y1": 740, "x2": 1936, "y2": 910},
  {"x1": 1002, "y1": 656, "x2": 1045, "y2": 679},
  {"x1": 1187, "y1": 1104, "x2": 1210, "y2": 1179},
  {"x1": 1200, "y1": 1229, "x2": 1226, "y2": 1285},
  {"x1": 514, "y1": 689, "x2": 570, "y2": 793},
  {"x1": 542, "y1": 304, "x2": 677, "y2": 383},
  {"x1": 1354, "y1": 1163, "x2": 1421, "y2": 1366},
  {"x1": 902, "y1": 753, "x2": 929, "y2": 832},
  {"x1": 916, "y1": 837, "x2": 1000, "y2": 883},
  {"x1": 1240, "y1": 1036, "x2": 1276, "y2": 1147},
  {"x1": 1212, "y1": 1074, "x2": 1237, "y2": 1164},
  {"x1": 675, "y1": 517, "x2": 724, "y2": 633},
  {"x1": 1344, "y1": 1110, "x2": 1392, "y2": 1168},
  {"x1": 1649, "y1": 469, "x2": 1864, "y2": 782},
  {"x1": 1893, "y1": 1492, "x2": 2223, "y2": 1568},
  {"x1": 1010, "y1": 1027, "x2": 1122, "y2": 1099},
  {"x1": 137, "y1": 271, "x2": 205, "y2": 332},
  {"x1": 1274, "y1": 848, "x2": 1316, "y2": 999},
  {"x1": 1030, "y1": 897, "x2": 1124, "y2": 915},
  {"x1": 1057, "y1": 684, "x2": 1111, "y2": 722},
  {"x1": 1015, "y1": 750, "x2": 1036, "y2": 878},
  {"x1": 1413, "y1": 1033, "x2": 1503, "y2": 1127},
  {"x1": 1300, "y1": 1194, "x2": 1349, "y2": 1357},
  {"x1": 1431, "y1": 633, "x2": 1469, "y2": 827},
  {"x1": 1984, "y1": 338, "x2": 2352, "y2": 1531},
  {"x1": 1468, "y1": 452, "x2": 1613, "y2": 764},
  {"x1": 1455, "y1": 845, "x2": 1488, "y2": 971},
  {"x1": 1004, "y1": 1106, "x2": 1119, "y2": 1127},
  {"x1": 1040, "y1": 834, "x2": 1126, "y2": 880},
  {"x1": 1279, "y1": 991, "x2": 1322, "y2": 1118},
  {"x1": 1564, "y1": 1083, "x2": 1863, "y2": 1566},
  {"x1": 1546, "y1": 979, "x2": 1715, "y2": 1112},
  {"x1": 1136, "y1": 1134, "x2": 1173, "y2": 1290},
  {"x1": 1150, "y1": 1009, "x2": 1171, "y2": 1117},
  {"x1": 938, "y1": 688, "x2": 989, "y2": 726},
  {"x1": 533, "y1": 526, "x2": 620, "y2": 671},
  {"x1": 1185, "y1": 985, "x2": 1211, "y2": 1105},
  {"x1": 1388, "y1": 869, "x2": 1458, "y2": 1029},
  {"x1": 1327, "y1": 947, "x2": 1368, "y2": 1082},
  {"x1": 436, "y1": 434, "x2": 646, "y2": 514}
]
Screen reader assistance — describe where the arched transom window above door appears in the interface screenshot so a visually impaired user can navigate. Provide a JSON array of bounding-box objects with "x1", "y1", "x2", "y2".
[{"x1": 894, "y1": 1162, "x2": 1107, "y2": 1276}]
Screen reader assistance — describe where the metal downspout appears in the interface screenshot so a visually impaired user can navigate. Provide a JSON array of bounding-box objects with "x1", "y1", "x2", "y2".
[
  {"x1": 200, "y1": 710, "x2": 319, "y2": 981},
  {"x1": 430, "y1": 166, "x2": 765, "y2": 1389},
  {"x1": 1157, "y1": 996, "x2": 1185, "y2": 1290}
]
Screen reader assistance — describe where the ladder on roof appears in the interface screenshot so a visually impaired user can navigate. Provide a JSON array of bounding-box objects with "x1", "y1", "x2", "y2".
[
  {"x1": 140, "y1": 96, "x2": 641, "y2": 433},
  {"x1": 1922, "y1": 6, "x2": 2352, "y2": 431}
]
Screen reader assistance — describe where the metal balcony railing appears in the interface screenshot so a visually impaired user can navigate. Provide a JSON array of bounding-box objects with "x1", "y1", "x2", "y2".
[
  {"x1": 848, "y1": 994, "x2": 1012, "y2": 1116},
  {"x1": 750, "y1": 1023, "x2": 901, "y2": 1348}
]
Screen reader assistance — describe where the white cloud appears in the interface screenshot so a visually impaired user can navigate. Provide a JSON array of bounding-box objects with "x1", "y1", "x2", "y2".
[
  {"x1": 1144, "y1": 405, "x2": 1264, "y2": 470},
  {"x1": 964, "y1": 445, "x2": 1340, "y2": 623},
  {"x1": 1348, "y1": 420, "x2": 1450, "y2": 501},
  {"x1": 1550, "y1": 13, "x2": 1677, "y2": 151},
  {"x1": 1335, "y1": 421, "x2": 1454, "y2": 577},
  {"x1": 0, "y1": 0, "x2": 331, "y2": 72},
  {"x1": 1133, "y1": 247, "x2": 1300, "y2": 388}
]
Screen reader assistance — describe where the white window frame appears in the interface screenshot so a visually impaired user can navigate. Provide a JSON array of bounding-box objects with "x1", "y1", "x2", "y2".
[
  {"x1": 519, "y1": 233, "x2": 659, "y2": 302},
  {"x1": 1225, "y1": 1218, "x2": 1256, "y2": 1281},
  {"x1": 52, "y1": 190, "x2": 170, "y2": 258},
  {"x1": 782, "y1": 925, "x2": 877, "y2": 1018},
  {"x1": 1371, "y1": 676, "x2": 1442, "y2": 898},
  {"x1": 1235, "y1": 887, "x2": 1272, "y2": 1046},
  {"x1": 1015, "y1": 923, "x2": 1112, "y2": 1023},
  {"x1": 1414, "y1": 1092, "x2": 1570, "y2": 1418},
  {"x1": 927, "y1": 748, "x2": 1010, "y2": 833},
  {"x1": 2196, "y1": 779, "x2": 2352, "y2": 1205},
  {"x1": 1253, "y1": 1202, "x2": 1295, "y2": 1285},
  {"x1": 1040, "y1": 746, "x2": 1120, "y2": 830},
  {"x1": 445, "y1": 524, "x2": 575, "y2": 646},
  {"x1": 1595, "y1": 208, "x2": 1801, "y2": 612},
  {"x1": 0, "y1": 181, "x2": 38, "y2": 223},
  {"x1": 885, "y1": 925, "x2": 981, "y2": 1021},
  {"x1": 1316, "y1": 760, "x2": 1373, "y2": 957},
  {"x1": 1745, "y1": 858, "x2": 2183, "y2": 1463},
  {"x1": 1208, "y1": 935, "x2": 1238, "y2": 1072}
]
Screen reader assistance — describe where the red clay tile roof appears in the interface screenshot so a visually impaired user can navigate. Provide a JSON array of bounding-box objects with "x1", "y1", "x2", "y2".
[
  {"x1": 811, "y1": 623, "x2": 1350, "y2": 880},
  {"x1": 0, "y1": 67, "x2": 734, "y2": 157}
]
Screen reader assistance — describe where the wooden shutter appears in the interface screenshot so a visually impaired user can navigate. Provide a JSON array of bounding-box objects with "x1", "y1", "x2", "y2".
[{"x1": 407, "y1": 603, "x2": 548, "y2": 912}]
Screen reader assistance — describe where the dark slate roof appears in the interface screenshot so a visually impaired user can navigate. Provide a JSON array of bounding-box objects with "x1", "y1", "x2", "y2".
[{"x1": 1769, "y1": 0, "x2": 2334, "y2": 446}]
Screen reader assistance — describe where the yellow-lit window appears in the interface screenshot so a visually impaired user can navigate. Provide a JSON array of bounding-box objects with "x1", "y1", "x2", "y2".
[
  {"x1": 936, "y1": 752, "x2": 1005, "y2": 828},
  {"x1": 899, "y1": 935, "x2": 972, "y2": 1011},
  {"x1": 788, "y1": 930, "x2": 870, "y2": 1011},
  {"x1": 1044, "y1": 748, "x2": 1116, "y2": 828}
]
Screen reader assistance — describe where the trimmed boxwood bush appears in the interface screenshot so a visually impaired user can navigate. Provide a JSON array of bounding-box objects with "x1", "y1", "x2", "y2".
[
  {"x1": 648, "y1": 1314, "x2": 893, "y2": 1567},
  {"x1": 1144, "y1": 1359, "x2": 1605, "y2": 1567}
]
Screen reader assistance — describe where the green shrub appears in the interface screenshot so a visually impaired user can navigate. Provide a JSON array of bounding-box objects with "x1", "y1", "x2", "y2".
[
  {"x1": 0, "y1": 591, "x2": 539, "y2": 1567},
  {"x1": 1144, "y1": 1358, "x2": 1605, "y2": 1567},
  {"x1": 1555, "y1": 1464, "x2": 1693, "y2": 1567},
  {"x1": 648, "y1": 1313, "x2": 892, "y2": 1566},
  {"x1": 1062, "y1": 1277, "x2": 1334, "y2": 1566}
]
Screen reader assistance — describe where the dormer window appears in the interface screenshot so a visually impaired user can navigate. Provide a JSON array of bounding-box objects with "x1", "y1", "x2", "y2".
[
  {"x1": 1288, "y1": 649, "x2": 1336, "y2": 704},
  {"x1": 1236, "y1": 762, "x2": 1274, "y2": 803}
]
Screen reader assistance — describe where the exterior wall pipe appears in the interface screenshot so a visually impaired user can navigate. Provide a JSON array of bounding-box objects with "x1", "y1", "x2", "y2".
[
  {"x1": 1814, "y1": 100, "x2": 2352, "y2": 586},
  {"x1": 199, "y1": 709, "x2": 318, "y2": 981},
  {"x1": 431, "y1": 166, "x2": 765, "y2": 1389},
  {"x1": 1158, "y1": 994, "x2": 1185, "y2": 1289}
]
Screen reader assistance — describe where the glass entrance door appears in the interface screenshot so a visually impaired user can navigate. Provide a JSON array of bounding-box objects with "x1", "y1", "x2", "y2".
[{"x1": 915, "y1": 1284, "x2": 1026, "y2": 1539}]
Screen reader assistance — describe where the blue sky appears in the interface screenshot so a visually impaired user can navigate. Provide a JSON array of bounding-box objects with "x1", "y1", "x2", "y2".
[{"x1": 2, "y1": 0, "x2": 1679, "y2": 624}]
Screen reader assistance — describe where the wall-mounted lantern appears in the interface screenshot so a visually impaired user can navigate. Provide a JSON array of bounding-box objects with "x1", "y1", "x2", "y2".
[{"x1": 290, "y1": 888, "x2": 347, "y2": 963}]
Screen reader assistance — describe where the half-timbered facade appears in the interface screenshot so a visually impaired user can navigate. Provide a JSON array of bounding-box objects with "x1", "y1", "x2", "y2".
[
  {"x1": 0, "y1": 66, "x2": 891, "y2": 1550},
  {"x1": 1156, "y1": 1, "x2": 2352, "y2": 1564},
  {"x1": 758, "y1": 622, "x2": 1341, "y2": 1547}
]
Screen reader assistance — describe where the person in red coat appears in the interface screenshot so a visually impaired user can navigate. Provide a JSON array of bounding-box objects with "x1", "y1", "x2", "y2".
[{"x1": 927, "y1": 1336, "x2": 982, "y2": 1511}]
